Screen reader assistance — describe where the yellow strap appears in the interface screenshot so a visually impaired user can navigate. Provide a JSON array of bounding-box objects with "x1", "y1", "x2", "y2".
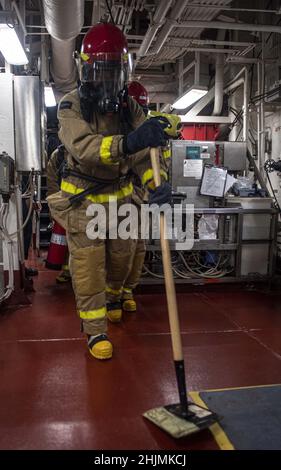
[
  {"x1": 163, "y1": 148, "x2": 171, "y2": 159},
  {"x1": 79, "y1": 306, "x2": 107, "y2": 320},
  {"x1": 61, "y1": 180, "x2": 133, "y2": 203},
  {"x1": 106, "y1": 286, "x2": 123, "y2": 296},
  {"x1": 141, "y1": 168, "x2": 168, "y2": 186},
  {"x1": 100, "y1": 136, "x2": 117, "y2": 165}
]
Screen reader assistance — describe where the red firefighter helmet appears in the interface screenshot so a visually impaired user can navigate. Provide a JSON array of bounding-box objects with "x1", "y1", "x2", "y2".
[
  {"x1": 78, "y1": 22, "x2": 131, "y2": 113},
  {"x1": 128, "y1": 81, "x2": 149, "y2": 108}
]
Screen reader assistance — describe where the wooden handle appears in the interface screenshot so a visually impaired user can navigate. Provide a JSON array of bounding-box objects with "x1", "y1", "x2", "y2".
[{"x1": 150, "y1": 148, "x2": 183, "y2": 361}]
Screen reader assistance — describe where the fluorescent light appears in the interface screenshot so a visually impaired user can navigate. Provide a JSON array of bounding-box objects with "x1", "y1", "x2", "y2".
[
  {"x1": 0, "y1": 25, "x2": 28, "y2": 65},
  {"x1": 172, "y1": 86, "x2": 208, "y2": 110},
  {"x1": 44, "y1": 86, "x2": 56, "y2": 107}
]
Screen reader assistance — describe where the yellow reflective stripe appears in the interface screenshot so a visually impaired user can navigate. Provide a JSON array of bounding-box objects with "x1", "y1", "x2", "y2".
[
  {"x1": 163, "y1": 148, "x2": 171, "y2": 159},
  {"x1": 79, "y1": 306, "x2": 107, "y2": 320},
  {"x1": 100, "y1": 136, "x2": 117, "y2": 165},
  {"x1": 142, "y1": 169, "x2": 153, "y2": 186},
  {"x1": 123, "y1": 287, "x2": 132, "y2": 294},
  {"x1": 106, "y1": 286, "x2": 123, "y2": 295},
  {"x1": 141, "y1": 169, "x2": 168, "y2": 186},
  {"x1": 61, "y1": 180, "x2": 133, "y2": 203}
]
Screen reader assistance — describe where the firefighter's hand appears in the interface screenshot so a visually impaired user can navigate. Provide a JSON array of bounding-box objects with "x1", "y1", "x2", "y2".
[
  {"x1": 123, "y1": 118, "x2": 168, "y2": 155},
  {"x1": 148, "y1": 111, "x2": 182, "y2": 138},
  {"x1": 148, "y1": 182, "x2": 172, "y2": 206}
]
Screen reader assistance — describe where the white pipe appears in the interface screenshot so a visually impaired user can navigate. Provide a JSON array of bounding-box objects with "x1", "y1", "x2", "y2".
[
  {"x1": 225, "y1": 66, "x2": 246, "y2": 87},
  {"x1": 224, "y1": 77, "x2": 244, "y2": 94},
  {"x1": 0, "y1": 203, "x2": 14, "y2": 303},
  {"x1": 257, "y1": 61, "x2": 261, "y2": 170},
  {"x1": 43, "y1": 0, "x2": 84, "y2": 41},
  {"x1": 243, "y1": 67, "x2": 249, "y2": 142},
  {"x1": 50, "y1": 37, "x2": 77, "y2": 94},
  {"x1": 213, "y1": 54, "x2": 224, "y2": 116},
  {"x1": 42, "y1": 0, "x2": 84, "y2": 94},
  {"x1": 137, "y1": 0, "x2": 173, "y2": 57},
  {"x1": 194, "y1": 51, "x2": 200, "y2": 85},
  {"x1": 172, "y1": 20, "x2": 281, "y2": 35},
  {"x1": 260, "y1": 34, "x2": 265, "y2": 177},
  {"x1": 178, "y1": 56, "x2": 183, "y2": 96},
  {"x1": 92, "y1": 0, "x2": 102, "y2": 25}
]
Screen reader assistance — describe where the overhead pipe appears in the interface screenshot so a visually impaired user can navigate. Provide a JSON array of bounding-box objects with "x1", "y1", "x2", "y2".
[
  {"x1": 243, "y1": 67, "x2": 249, "y2": 143},
  {"x1": 213, "y1": 29, "x2": 226, "y2": 117},
  {"x1": 213, "y1": 54, "x2": 225, "y2": 116},
  {"x1": 43, "y1": 0, "x2": 84, "y2": 41},
  {"x1": 137, "y1": 0, "x2": 173, "y2": 58},
  {"x1": 42, "y1": 0, "x2": 84, "y2": 95}
]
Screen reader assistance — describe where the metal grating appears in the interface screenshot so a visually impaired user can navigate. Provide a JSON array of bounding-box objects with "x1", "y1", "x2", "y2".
[{"x1": 139, "y1": 0, "x2": 233, "y2": 67}]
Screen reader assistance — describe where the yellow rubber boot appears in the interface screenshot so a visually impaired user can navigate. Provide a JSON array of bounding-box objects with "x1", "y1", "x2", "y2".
[
  {"x1": 56, "y1": 265, "x2": 71, "y2": 283},
  {"x1": 87, "y1": 334, "x2": 113, "y2": 360},
  {"x1": 107, "y1": 301, "x2": 122, "y2": 323},
  {"x1": 122, "y1": 288, "x2": 137, "y2": 312}
]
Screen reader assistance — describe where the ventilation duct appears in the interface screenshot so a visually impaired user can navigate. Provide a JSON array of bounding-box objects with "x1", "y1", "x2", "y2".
[{"x1": 42, "y1": 0, "x2": 84, "y2": 95}]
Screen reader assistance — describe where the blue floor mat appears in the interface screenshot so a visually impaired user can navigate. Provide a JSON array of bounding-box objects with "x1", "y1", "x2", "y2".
[{"x1": 200, "y1": 385, "x2": 281, "y2": 450}]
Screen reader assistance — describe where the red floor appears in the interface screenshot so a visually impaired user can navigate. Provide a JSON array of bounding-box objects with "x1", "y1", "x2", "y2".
[{"x1": 0, "y1": 261, "x2": 281, "y2": 450}]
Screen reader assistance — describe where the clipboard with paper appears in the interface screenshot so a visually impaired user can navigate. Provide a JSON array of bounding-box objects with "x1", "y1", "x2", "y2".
[{"x1": 200, "y1": 164, "x2": 228, "y2": 198}]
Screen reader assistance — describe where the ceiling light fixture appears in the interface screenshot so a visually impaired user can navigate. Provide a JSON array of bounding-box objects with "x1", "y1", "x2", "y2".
[
  {"x1": 0, "y1": 24, "x2": 28, "y2": 65},
  {"x1": 172, "y1": 85, "x2": 208, "y2": 110}
]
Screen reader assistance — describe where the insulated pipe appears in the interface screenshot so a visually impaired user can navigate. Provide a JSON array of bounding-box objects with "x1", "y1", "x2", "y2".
[
  {"x1": 224, "y1": 77, "x2": 244, "y2": 94},
  {"x1": 172, "y1": 20, "x2": 281, "y2": 35},
  {"x1": 137, "y1": 0, "x2": 173, "y2": 57},
  {"x1": 50, "y1": 37, "x2": 77, "y2": 95},
  {"x1": 43, "y1": 0, "x2": 84, "y2": 41},
  {"x1": 213, "y1": 54, "x2": 224, "y2": 116},
  {"x1": 42, "y1": 0, "x2": 84, "y2": 94},
  {"x1": 150, "y1": 0, "x2": 189, "y2": 56}
]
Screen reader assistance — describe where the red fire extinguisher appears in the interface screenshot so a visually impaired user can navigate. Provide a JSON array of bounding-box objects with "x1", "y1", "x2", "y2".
[{"x1": 45, "y1": 221, "x2": 68, "y2": 270}]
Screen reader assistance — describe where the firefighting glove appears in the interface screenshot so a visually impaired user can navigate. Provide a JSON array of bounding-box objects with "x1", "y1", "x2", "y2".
[
  {"x1": 148, "y1": 182, "x2": 172, "y2": 206},
  {"x1": 123, "y1": 118, "x2": 168, "y2": 155},
  {"x1": 148, "y1": 111, "x2": 182, "y2": 138}
]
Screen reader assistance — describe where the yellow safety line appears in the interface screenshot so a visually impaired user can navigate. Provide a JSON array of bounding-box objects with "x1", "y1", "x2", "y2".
[
  {"x1": 201, "y1": 383, "x2": 281, "y2": 393},
  {"x1": 189, "y1": 391, "x2": 235, "y2": 451}
]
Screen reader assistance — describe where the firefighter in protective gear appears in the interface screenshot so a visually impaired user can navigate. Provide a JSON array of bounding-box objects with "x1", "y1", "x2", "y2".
[
  {"x1": 47, "y1": 23, "x2": 169, "y2": 360},
  {"x1": 47, "y1": 145, "x2": 71, "y2": 283}
]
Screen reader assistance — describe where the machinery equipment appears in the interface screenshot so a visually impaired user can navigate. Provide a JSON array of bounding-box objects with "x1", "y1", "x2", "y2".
[
  {"x1": 142, "y1": 140, "x2": 277, "y2": 285},
  {"x1": 0, "y1": 152, "x2": 15, "y2": 197}
]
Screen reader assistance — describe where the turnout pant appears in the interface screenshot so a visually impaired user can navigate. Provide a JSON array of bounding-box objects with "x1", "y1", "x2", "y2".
[
  {"x1": 123, "y1": 203, "x2": 146, "y2": 297},
  {"x1": 123, "y1": 238, "x2": 146, "y2": 296},
  {"x1": 68, "y1": 231, "x2": 134, "y2": 335},
  {"x1": 47, "y1": 192, "x2": 134, "y2": 336}
]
